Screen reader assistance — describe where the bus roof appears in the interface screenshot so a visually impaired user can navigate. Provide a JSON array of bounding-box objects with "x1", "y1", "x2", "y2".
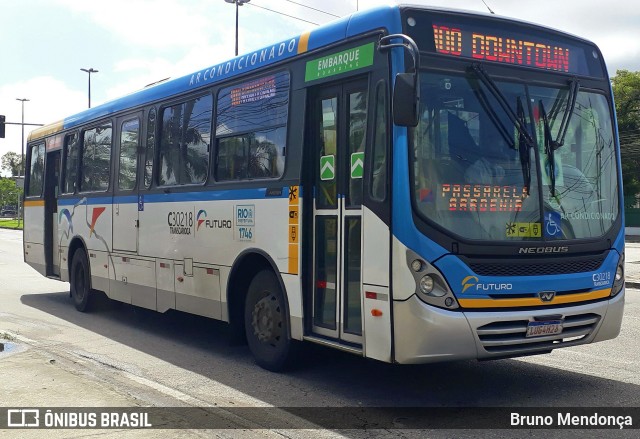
[
  {"x1": 28, "y1": 4, "x2": 402, "y2": 142},
  {"x1": 29, "y1": 3, "x2": 602, "y2": 143}
]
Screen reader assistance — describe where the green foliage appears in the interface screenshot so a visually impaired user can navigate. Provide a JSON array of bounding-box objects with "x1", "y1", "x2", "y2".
[
  {"x1": 1, "y1": 151, "x2": 23, "y2": 177},
  {"x1": 0, "y1": 177, "x2": 22, "y2": 211},
  {"x1": 612, "y1": 70, "x2": 640, "y2": 199},
  {"x1": 612, "y1": 70, "x2": 640, "y2": 131}
]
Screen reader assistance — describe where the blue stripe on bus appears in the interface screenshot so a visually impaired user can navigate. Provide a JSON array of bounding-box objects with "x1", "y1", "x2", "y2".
[
  {"x1": 58, "y1": 187, "x2": 292, "y2": 206},
  {"x1": 388, "y1": 12, "x2": 449, "y2": 263},
  {"x1": 58, "y1": 196, "x2": 113, "y2": 206},
  {"x1": 143, "y1": 188, "x2": 277, "y2": 203},
  {"x1": 113, "y1": 195, "x2": 139, "y2": 204}
]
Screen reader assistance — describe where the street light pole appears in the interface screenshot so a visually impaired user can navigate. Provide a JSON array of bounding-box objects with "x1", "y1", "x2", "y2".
[
  {"x1": 224, "y1": 0, "x2": 251, "y2": 56},
  {"x1": 80, "y1": 68, "x2": 99, "y2": 108},
  {"x1": 16, "y1": 98, "x2": 29, "y2": 177}
]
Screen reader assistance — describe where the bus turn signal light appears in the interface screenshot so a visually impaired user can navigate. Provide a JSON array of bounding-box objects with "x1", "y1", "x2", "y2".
[{"x1": 371, "y1": 309, "x2": 383, "y2": 317}]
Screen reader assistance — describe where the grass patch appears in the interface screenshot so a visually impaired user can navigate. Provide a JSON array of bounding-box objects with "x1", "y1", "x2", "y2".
[{"x1": 0, "y1": 219, "x2": 22, "y2": 230}]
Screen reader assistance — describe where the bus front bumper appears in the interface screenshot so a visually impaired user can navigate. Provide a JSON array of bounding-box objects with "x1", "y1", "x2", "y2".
[{"x1": 392, "y1": 289, "x2": 625, "y2": 364}]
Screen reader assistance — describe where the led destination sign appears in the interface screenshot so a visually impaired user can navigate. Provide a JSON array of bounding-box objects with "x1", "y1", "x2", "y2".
[
  {"x1": 439, "y1": 183, "x2": 528, "y2": 212},
  {"x1": 433, "y1": 25, "x2": 571, "y2": 72},
  {"x1": 401, "y1": 9, "x2": 606, "y2": 77}
]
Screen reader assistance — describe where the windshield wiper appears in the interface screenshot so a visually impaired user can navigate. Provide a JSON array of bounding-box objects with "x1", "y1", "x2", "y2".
[
  {"x1": 468, "y1": 63, "x2": 534, "y2": 195},
  {"x1": 469, "y1": 79, "x2": 515, "y2": 149},
  {"x1": 517, "y1": 97, "x2": 531, "y2": 195},
  {"x1": 539, "y1": 79, "x2": 579, "y2": 196},
  {"x1": 469, "y1": 63, "x2": 534, "y2": 147},
  {"x1": 555, "y1": 79, "x2": 579, "y2": 148},
  {"x1": 539, "y1": 100, "x2": 557, "y2": 196}
]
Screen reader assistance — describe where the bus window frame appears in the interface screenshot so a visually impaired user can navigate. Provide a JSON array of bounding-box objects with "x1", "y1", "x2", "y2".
[
  {"x1": 142, "y1": 106, "x2": 157, "y2": 191},
  {"x1": 60, "y1": 131, "x2": 80, "y2": 195},
  {"x1": 78, "y1": 119, "x2": 114, "y2": 194},
  {"x1": 368, "y1": 79, "x2": 390, "y2": 203},
  {"x1": 157, "y1": 92, "x2": 214, "y2": 188},
  {"x1": 212, "y1": 69, "x2": 291, "y2": 184},
  {"x1": 116, "y1": 115, "x2": 142, "y2": 193},
  {"x1": 406, "y1": 59, "x2": 621, "y2": 256},
  {"x1": 24, "y1": 141, "x2": 46, "y2": 199}
]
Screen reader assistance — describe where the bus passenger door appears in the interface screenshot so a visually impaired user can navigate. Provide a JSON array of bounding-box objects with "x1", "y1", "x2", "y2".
[
  {"x1": 310, "y1": 80, "x2": 367, "y2": 345},
  {"x1": 112, "y1": 113, "x2": 142, "y2": 253},
  {"x1": 44, "y1": 149, "x2": 61, "y2": 276}
]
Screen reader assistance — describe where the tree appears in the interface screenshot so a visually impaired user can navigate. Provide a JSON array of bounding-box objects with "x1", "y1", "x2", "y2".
[
  {"x1": 612, "y1": 70, "x2": 640, "y2": 132},
  {"x1": 611, "y1": 70, "x2": 640, "y2": 201},
  {"x1": 611, "y1": 70, "x2": 640, "y2": 205},
  {"x1": 1, "y1": 151, "x2": 23, "y2": 177},
  {"x1": 0, "y1": 177, "x2": 22, "y2": 209}
]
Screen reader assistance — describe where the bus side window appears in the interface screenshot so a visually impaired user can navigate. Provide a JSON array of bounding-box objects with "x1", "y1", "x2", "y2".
[
  {"x1": 370, "y1": 81, "x2": 387, "y2": 201},
  {"x1": 27, "y1": 143, "x2": 45, "y2": 197},
  {"x1": 118, "y1": 118, "x2": 139, "y2": 191},
  {"x1": 159, "y1": 95, "x2": 212, "y2": 186},
  {"x1": 80, "y1": 123, "x2": 112, "y2": 192},
  {"x1": 63, "y1": 133, "x2": 79, "y2": 194},
  {"x1": 214, "y1": 72, "x2": 289, "y2": 181}
]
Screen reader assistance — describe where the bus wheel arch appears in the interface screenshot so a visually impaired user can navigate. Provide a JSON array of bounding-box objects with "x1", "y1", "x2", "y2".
[
  {"x1": 227, "y1": 250, "x2": 294, "y2": 369},
  {"x1": 67, "y1": 237, "x2": 88, "y2": 285},
  {"x1": 68, "y1": 237, "x2": 93, "y2": 312}
]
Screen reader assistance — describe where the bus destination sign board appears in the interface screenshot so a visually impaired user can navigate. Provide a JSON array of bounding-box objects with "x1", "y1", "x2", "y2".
[
  {"x1": 401, "y1": 10, "x2": 605, "y2": 78},
  {"x1": 432, "y1": 24, "x2": 571, "y2": 72}
]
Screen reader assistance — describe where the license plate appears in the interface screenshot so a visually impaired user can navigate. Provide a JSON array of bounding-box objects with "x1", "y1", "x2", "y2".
[{"x1": 526, "y1": 320, "x2": 563, "y2": 338}]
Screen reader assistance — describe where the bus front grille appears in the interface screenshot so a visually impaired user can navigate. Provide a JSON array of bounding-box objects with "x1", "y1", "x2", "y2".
[
  {"x1": 475, "y1": 313, "x2": 601, "y2": 355},
  {"x1": 462, "y1": 253, "x2": 607, "y2": 277}
]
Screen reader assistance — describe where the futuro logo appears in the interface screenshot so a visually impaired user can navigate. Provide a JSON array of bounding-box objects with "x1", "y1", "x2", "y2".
[{"x1": 461, "y1": 275, "x2": 479, "y2": 293}]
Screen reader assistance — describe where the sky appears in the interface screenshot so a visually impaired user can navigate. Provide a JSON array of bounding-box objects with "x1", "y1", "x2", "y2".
[{"x1": 1, "y1": 0, "x2": 639, "y2": 176}]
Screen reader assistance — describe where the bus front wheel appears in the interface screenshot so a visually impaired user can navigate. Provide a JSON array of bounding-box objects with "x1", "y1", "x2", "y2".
[
  {"x1": 244, "y1": 269, "x2": 294, "y2": 371},
  {"x1": 70, "y1": 248, "x2": 93, "y2": 312}
]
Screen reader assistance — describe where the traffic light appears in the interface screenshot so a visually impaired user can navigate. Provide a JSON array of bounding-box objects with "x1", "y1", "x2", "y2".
[{"x1": 0, "y1": 115, "x2": 5, "y2": 138}]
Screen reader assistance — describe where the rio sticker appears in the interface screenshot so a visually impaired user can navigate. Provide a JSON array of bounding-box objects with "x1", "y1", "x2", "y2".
[{"x1": 235, "y1": 204, "x2": 255, "y2": 242}]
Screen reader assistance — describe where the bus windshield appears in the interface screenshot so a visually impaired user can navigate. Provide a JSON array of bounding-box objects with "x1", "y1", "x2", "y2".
[{"x1": 411, "y1": 70, "x2": 619, "y2": 242}]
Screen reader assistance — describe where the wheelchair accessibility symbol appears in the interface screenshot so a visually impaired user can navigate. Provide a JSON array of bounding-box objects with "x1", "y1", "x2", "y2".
[{"x1": 544, "y1": 212, "x2": 562, "y2": 238}]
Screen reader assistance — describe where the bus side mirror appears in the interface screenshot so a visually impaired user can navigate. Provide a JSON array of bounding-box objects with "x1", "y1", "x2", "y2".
[{"x1": 392, "y1": 73, "x2": 420, "y2": 127}]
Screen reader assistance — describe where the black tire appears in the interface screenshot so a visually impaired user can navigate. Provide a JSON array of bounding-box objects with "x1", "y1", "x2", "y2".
[
  {"x1": 244, "y1": 269, "x2": 295, "y2": 371},
  {"x1": 70, "y1": 248, "x2": 93, "y2": 312}
]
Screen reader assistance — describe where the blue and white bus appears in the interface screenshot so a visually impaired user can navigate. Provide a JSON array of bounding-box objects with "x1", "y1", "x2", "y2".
[{"x1": 23, "y1": 4, "x2": 625, "y2": 371}]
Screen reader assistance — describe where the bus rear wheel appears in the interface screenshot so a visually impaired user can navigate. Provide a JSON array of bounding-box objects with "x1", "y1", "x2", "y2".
[
  {"x1": 244, "y1": 269, "x2": 294, "y2": 371},
  {"x1": 70, "y1": 248, "x2": 93, "y2": 312}
]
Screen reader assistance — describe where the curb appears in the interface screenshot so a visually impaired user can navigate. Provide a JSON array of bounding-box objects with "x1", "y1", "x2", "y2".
[{"x1": 625, "y1": 282, "x2": 640, "y2": 290}]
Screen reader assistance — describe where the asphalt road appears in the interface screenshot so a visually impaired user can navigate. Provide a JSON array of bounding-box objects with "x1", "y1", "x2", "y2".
[{"x1": 1, "y1": 228, "x2": 639, "y2": 438}]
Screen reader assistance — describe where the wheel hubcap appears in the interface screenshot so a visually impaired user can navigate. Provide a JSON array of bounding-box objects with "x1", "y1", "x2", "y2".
[{"x1": 251, "y1": 293, "x2": 282, "y2": 344}]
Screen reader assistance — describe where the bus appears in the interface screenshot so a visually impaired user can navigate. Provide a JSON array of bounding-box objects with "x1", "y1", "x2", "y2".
[{"x1": 23, "y1": 4, "x2": 625, "y2": 371}]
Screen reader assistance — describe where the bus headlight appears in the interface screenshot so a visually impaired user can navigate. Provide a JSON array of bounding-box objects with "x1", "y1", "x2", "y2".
[
  {"x1": 611, "y1": 252, "x2": 624, "y2": 296},
  {"x1": 419, "y1": 275, "x2": 434, "y2": 294},
  {"x1": 406, "y1": 250, "x2": 459, "y2": 309}
]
